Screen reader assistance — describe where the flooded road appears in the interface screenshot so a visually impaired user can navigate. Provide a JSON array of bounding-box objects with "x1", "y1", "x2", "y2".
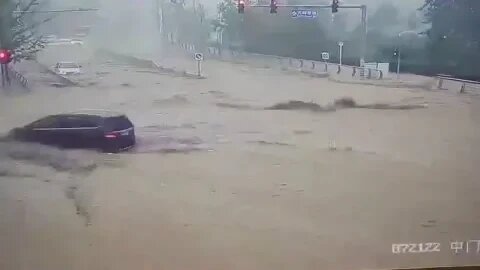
[{"x1": 1, "y1": 47, "x2": 480, "y2": 270}]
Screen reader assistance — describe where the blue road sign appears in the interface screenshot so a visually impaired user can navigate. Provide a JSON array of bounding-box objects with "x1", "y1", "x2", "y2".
[{"x1": 291, "y1": 9, "x2": 317, "y2": 18}]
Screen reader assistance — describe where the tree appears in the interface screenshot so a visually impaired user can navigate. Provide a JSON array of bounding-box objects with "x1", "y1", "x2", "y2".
[
  {"x1": 407, "y1": 12, "x2": 419, "y2": 30},
  {"x1": 213, "y1": 0, "x2": 243, "y2": 48},
  {"x1": 369, "y1": 2, "x2": 400, "y2": 33},
  {"x1": 0, "y1": 0, "x2": 50, "y2": 62},
  {"x1": 420, "y1": 0, "x2": 480, "y2": 78}
]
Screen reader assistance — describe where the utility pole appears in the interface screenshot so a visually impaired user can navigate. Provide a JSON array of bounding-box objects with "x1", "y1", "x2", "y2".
[
  {"x1": 396, "y1": 49, "x2": 401, "y2": 79},
  {"x1": 360, "y1": 5, "x2": 367, "y2": 67},
  {"x1": 338, "y1": 41, "x2": 344, "y2": 65},
  {"x1": 155, "y1": 0, "x2": 161, "y2": 33}
]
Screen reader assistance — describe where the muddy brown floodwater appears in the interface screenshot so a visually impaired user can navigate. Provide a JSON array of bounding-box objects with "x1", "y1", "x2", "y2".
[{"x1": 1, "y1": 52, "x2": 480, "y2": 270}]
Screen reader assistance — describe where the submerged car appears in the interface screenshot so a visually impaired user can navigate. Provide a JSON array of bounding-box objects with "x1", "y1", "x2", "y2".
[
  {"x1": 8, "y1": 110, "x2": 135, "y2": 153},
  {"x1": 54, "y1": 61, "x2": 82, "y2": 75},
  {"x1": 70, "y1": 39, "x2": 84, "y2": 46}
]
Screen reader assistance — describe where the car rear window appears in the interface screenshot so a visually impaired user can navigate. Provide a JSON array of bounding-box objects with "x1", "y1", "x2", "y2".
[
  {"x1": 57, "y1": 116, "x2": 99, "y2": 128},
  {"x1": 104, "y1": 116, "x2": 133, "y2": 131}
]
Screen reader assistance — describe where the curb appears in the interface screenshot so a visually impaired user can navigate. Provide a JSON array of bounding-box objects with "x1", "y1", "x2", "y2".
[
  {"x1": 152, "y1": 61, "x2": 206, "y2": 79},
  {"x1": 328, "y1": 76, "x2": 434, "y2": 90},
  {"x1": 301, "y1": 70, "x2": 329, "y2": 78},
  {"x1": 96, "y1": 49, "x2": 206, "y2": 79}
]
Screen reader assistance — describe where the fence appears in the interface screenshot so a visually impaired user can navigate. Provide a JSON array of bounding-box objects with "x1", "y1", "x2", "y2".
[
  {"x1": 436, "y1": 75, "x2": 480, "y2": 94},
  {"x1": 201, "y1": 45, "x2": 384, "y2": 80},
  {"x1": 1, "y1": 65, "x2": 29, "y2": 89}
]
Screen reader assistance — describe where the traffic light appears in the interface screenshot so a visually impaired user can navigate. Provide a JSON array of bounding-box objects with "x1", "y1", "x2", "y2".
[
  {"x1": 332, "y1": 0, "x2": 339, "y2": 13},
  {"x1": 0, "y1": 49, "x2": 12, "y2": 64},
  {"x1": 237, "y1": 0, "x2": 245, "y2": 13},
  {"x1": 270, "y1": 0, "x2": 277, "y2": 13},
  {"x1": 393, "y1": 48, "x2": 399, "y2": 57}
]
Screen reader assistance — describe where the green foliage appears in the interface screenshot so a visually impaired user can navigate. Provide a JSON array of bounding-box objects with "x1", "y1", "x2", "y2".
[
  {"x1": 0, "y1": 0, "x2": 50, "y2": 62},
  {"x1": 163, "y1": 2, "x2": 210, "y2": 50},
  {"x1": 420, "y1": 0, "x2": 480, "y2": 78},
  {"x1": 211, "y1": 0, "x2": 479, "y2": 79},
  {"x1": 213, "y1": 0, "x2": 243, "y2": 46},
  {"x1": 1, "y1": 0, "x2": 50, "y2": 61},
  {"x1": 369, "y1": 2, "x2": 399, "y2": 29}
]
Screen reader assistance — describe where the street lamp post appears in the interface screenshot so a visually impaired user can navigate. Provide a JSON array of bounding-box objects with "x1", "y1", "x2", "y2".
[{"x1": 396, "y1": 47, "x2": 401, "y2": 79}]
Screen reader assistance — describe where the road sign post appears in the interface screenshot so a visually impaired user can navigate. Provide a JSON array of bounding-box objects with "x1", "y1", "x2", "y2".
[
  {"x1": 321, "y1": 52, "x2": 329, "y2": 72},
  {"x1": 194, "y1": 53, "x2": 203, "y2": 77},
  {"x1": 321, "y1": 52, "x2": 330, "y2": 61}
]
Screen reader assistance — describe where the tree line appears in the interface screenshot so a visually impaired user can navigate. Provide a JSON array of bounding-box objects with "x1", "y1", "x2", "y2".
[
  {"x1": 0, "y1": 0, "x2": 51, "y2": 62},
  {"x1": 212, "y1": 0, "x2": 480, "y2": 80},
  {"x1": 1, "y1": 0, "x2": 478, "y2": 80}
]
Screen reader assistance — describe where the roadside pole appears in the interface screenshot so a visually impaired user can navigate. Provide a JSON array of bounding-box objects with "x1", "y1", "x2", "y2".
[
  {"x1": 1, "y1": 64, "x2": 5, "y2": 88},
  {"x1": 396, "y1": 48, "x2": 401, "y2": 79},
  {"x1": 194, "y1": 53, "x2": 203, "y2": 77},
  {"x1": 338, "y1": 41, "x2": 344, "y2": 66},
  {"x1": 360, "y1": 5, "x2": 367, "y2": 67}
]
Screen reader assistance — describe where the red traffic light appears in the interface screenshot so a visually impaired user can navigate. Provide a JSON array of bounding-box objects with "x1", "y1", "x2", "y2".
[{"x1": 0, "y1": 49, "x2": 12, "y2": 64}]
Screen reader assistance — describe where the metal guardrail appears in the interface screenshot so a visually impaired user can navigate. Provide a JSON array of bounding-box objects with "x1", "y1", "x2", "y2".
[
  {"x1": 437, "y1": 75, "x2": 480, "y2": 93},
  {"x1": 7, "y1": 66, "x2": 28, "y2": 89},
  {"x1": 201, "y1": 45, "x2": 384, "y2": 80},
  {"x1": 351, "y1": 66, "x2": 384, "y2": 80}
]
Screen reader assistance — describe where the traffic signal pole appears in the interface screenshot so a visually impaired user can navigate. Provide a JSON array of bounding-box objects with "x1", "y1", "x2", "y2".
[{"x1": 246, "y1": 4, "x2": 368, "y2": 66}]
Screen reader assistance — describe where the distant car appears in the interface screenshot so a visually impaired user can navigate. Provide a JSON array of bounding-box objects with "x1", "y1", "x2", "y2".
[
  {"x1": 8, "y1": 111, "x2": 136, "y2": 153},
  {"x1": 54, "y1": 62, "x2": 82, "y2": 75},
  {"x1": 43, "y1": 34, "x2": 58, "y2": 43},
  {"x1": 75, "y1": 33, "x2": 88, "y2": 38},
  {"x1": 70, "y1": 39, "x2": 84, "y2": 46}
]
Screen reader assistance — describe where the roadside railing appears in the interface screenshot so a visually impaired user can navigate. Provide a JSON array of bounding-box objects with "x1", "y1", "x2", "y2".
[
  {"x1": 437, "y1": 75, "x2": 480, "y2": 93},
  {"x1": 201, "y1": 46, "x2": 384, "y2": 80},
  {"x1": 7, "y1": 66, "x2": 29, "y2": 89},
  {"x1": 351, "y1": 66, "x2": 384, "y2": 80}
]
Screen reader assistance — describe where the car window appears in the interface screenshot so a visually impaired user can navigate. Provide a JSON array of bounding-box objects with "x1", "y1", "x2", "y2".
[
  {"x1": 104, "y1": 116, "x2": 133, "y2": 131},
  {"x1": 57, "y1": 116, "x2": 98, "y2": 128},
  {"x1": 75, "y1": 118, "x2": 99, "y2": 128},
  {"x1": 28, "y1": 116, "x2": 60, "y2": 129}
]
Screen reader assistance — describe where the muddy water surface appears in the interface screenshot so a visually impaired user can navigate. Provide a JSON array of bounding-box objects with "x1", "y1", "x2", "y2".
[{"x1": 1, "y1": 57, "x2": 480, "y2": 270}]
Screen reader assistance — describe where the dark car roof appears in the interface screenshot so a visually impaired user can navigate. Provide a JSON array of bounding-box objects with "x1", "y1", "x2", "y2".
[
  {"x1": 68, "y1": 109, "x2": 126, "y2": 118},
  {"x1": 55, "y1": 113, "x2": 103, "y2": 121}
]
